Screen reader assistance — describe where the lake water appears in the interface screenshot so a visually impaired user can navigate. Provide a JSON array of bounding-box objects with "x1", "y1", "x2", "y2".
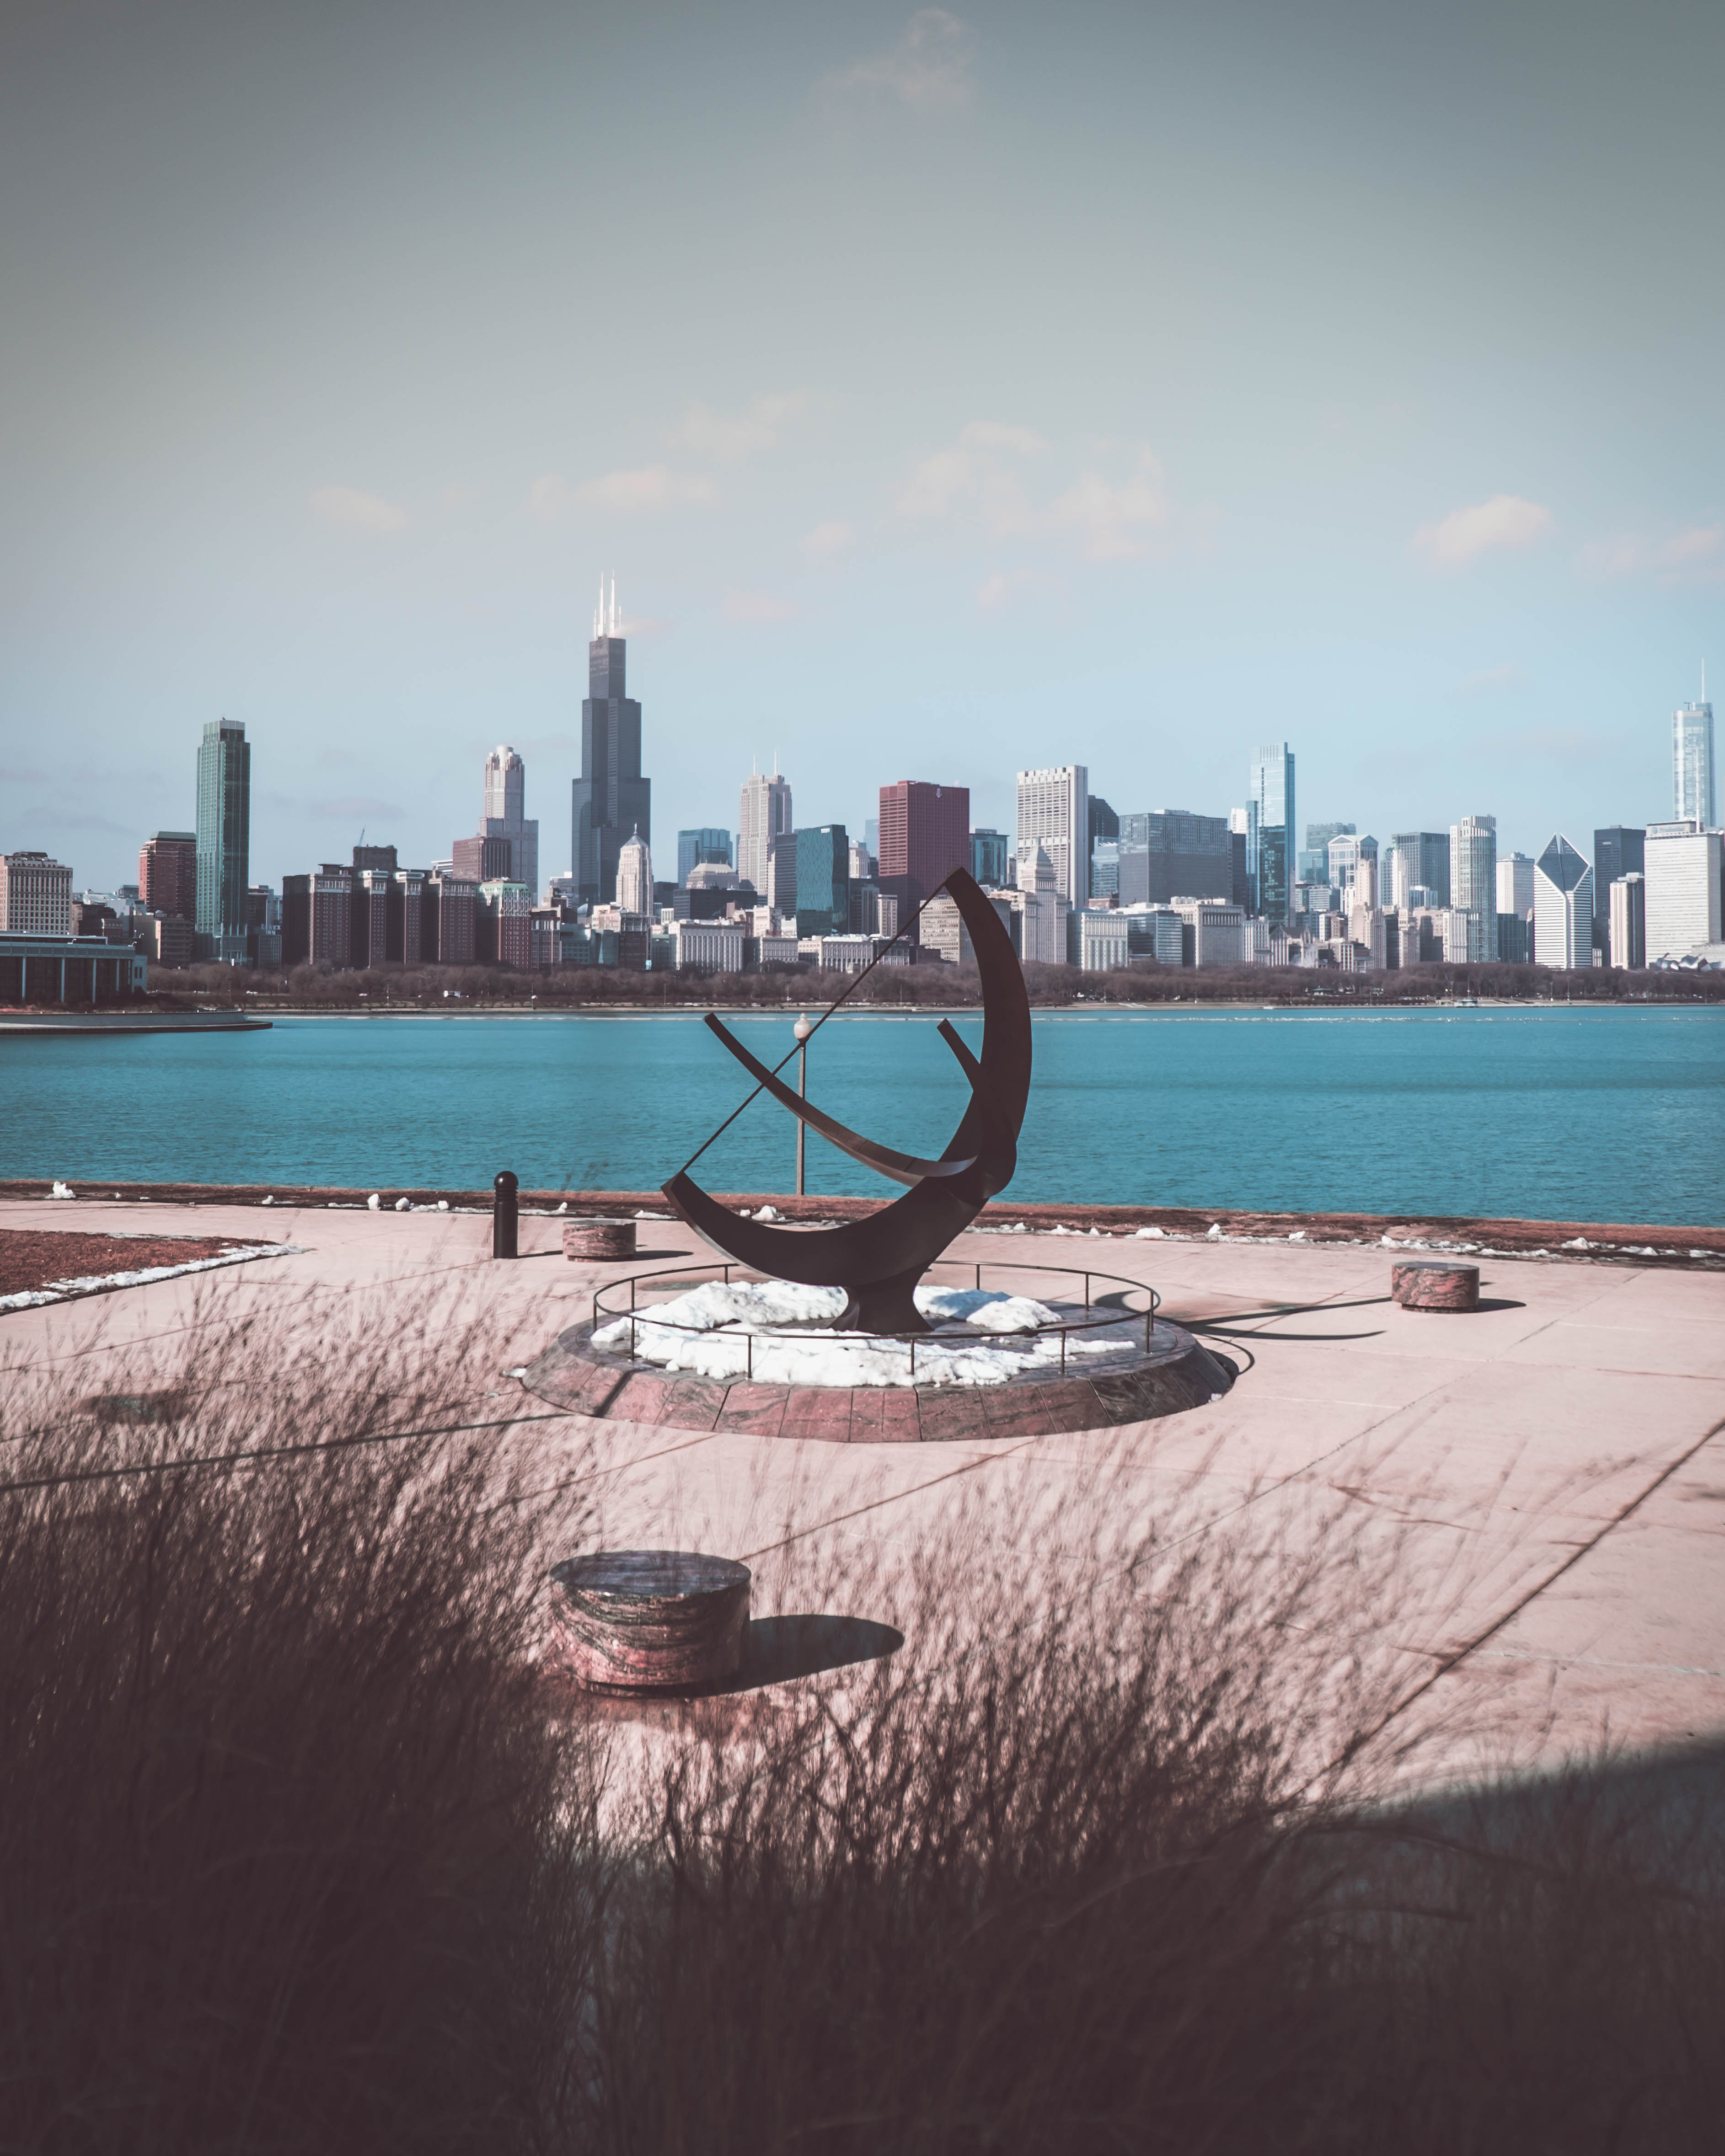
[{"x1": 2, "y1": 1008, "x2": 1721, "y2": 1226}]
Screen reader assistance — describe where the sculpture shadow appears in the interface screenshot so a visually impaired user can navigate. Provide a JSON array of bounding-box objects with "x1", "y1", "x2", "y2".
[{"x1": 720, "y1": 1613, "x2": 905, "y2": 1695}]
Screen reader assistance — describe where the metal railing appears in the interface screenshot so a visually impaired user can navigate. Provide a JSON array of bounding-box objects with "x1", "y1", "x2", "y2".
[{"x1": 589, "y1": 1258, "x2": 1163, "y2": 1381}]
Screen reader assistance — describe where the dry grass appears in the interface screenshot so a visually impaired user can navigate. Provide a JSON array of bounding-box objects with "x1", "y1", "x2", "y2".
[{"x1": 3, "y1": 1297, "x2": 1720, "y2": 2153}]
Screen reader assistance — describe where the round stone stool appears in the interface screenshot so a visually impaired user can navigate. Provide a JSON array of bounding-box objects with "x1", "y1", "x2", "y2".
[
  {"x1": 562, "y1": 1217, "x2": 637, "y2": 1261},
  {"x1": 1392, "y1": 1260, "x2": 1480, "y2": 1313},
  {"x1": 548, "y1": 1549, "x2": 751, "y2": 1692}
]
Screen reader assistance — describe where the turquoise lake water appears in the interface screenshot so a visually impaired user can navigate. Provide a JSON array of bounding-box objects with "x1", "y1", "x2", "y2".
[{"x1": 1, "y1": 1008, "x2": 1720, "y2": 1225}]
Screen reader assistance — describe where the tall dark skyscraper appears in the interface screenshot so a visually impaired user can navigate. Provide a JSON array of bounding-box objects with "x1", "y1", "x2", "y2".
[
  {"x1": 195, "y1": 717, "x2": 251, "y2": 962},
  {"x1": 1592, "y1": 824, "x2": 1645, "y2": 951},
  {"x1": 571, "y1": 577, "x2": 651, "y2": 904}
]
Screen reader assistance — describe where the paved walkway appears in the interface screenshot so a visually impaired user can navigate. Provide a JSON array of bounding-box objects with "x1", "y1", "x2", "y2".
[{"x1": 5, "y1": 1197, "x2": 1721, "y2": 1791}]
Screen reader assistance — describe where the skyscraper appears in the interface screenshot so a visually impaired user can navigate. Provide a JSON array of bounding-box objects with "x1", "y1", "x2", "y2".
[
  {"x1": 793, "y1": 825, "x2": 850, "y2": 936},
  {"x1": 1246, "y1": 745, "x2": 1295, "y2": 921},
  {"x1": 970, "y1": 828, "x2": 1010, "y2": 888},
  {"x1": 1449, "y1": 815, "x2": 1497, "y2": 962},
  {"x1": 455, "y1": 746, "x2": 539, "y2": 898},
  {"x1": 1609, "y1": 874, "x2": 1646, "y2": 970},
  {"x1": 879, "y1": 781, "x2": 970, "y2": 914},
  {"x1": 677, "y1": 828, "x2": 732, "y2": 884},
  {"x1": 1087, "y1": 795, "x2": 1119, "y2": 899},
  {"x1": 738, "y1": 764, "x2": 793, "y2": 895},
  {"x1": 1117, "y1": 812, "x2": 1233, "y2": 906},
  {"x1": 1591, "y1": 826, "x2": 1645, "y2": 952},
  {"x1": 1644, "y1": 820, "x2": 1723, "y2": 960},
  {"x1": 0, "y1": 851, "x2": 73, "y2": 935},
  {"x1": 1015, "y1": 765, "x2": 1087, "y2": 906},
  {"x1": 571, "y1": 578, "x2": 651, "y2": 905},
  {"x1": 1386, "y1": 832, "x2": 1451, "y2": 910},
  {"x1": 616, "y1": 828, "x2": 653, "y2": 917},
  {"x1": 139, "y1": 831, "x2": 197, "y2": 920},
  {"x1": 1533, "y1": 834, "x2": 1594, "y2": 971},
  {"x1": 195, "y1": 718, "x2": 251, "y2": 962},
  {"x1": 1673, "y1": 692, "x2": 1715, "y2": 827},
  {"x1": 1300, "y1": 821, "x2": 1354, "y2": 884}
]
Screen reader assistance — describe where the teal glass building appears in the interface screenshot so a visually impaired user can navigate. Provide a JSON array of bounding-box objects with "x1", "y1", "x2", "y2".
[
  {"x1": 196, "y1": 718, "x2": 251, "y2": 962},
  {"x1": 793, "y1": 824, "x2": 850, "y2": 936},
  {"x1": 1247, "y1": 743, "x2": 1296, "y2": 923}
]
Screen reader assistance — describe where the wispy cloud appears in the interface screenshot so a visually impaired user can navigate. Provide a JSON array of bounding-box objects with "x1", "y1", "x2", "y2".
[
  {"x1": 898, "y1": 421, "x2": 1045, "y2": 535},
  {"x1": 1414, "y1": 493, "x2": 1553, "y2": 568},
  {"x1": 1045, "y1": 452, "x2": 1170, "y2": 562},
  {"x1": 824, "y1": 9, "x2": 975, "y2": 110},
  {"x1": 722, "y1": 589, "x2": 797, "y2": 623},
  {"x1": 669, "y1": 392, "x2": 810, "y2": 464},
  {"x1": 900, "y1": 424, "x2": 1170, "y2": 560},
  {"x1": 802, "y1": 519, "x2": 854, "y2": 560},
  {"x1": 529, "y1": 467, "x2": 718, "y2": 519},
  {"x1": 1578, "y1": 522, "x2": 1725, "y2": 584},
  {"x1": 311, "y1": 485, "x2": 410, "y2": 534}
]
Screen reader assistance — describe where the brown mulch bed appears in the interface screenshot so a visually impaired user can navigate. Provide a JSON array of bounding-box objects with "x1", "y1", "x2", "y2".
[{"x1": 0, "y1": 1230, "x2": 255, "y2": 1297}]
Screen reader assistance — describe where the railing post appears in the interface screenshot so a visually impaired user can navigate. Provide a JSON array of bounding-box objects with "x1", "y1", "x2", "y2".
[{"x1": 492, "y1": 1170, "x2": 518, "y2": 1259}]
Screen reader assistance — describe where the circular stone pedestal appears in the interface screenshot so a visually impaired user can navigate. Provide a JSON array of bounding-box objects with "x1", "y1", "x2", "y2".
[
  {"x1": 549, "y1": 1549, "x2": 751, "y2": 1691},
  {"x1": 563, "y1": 1217, "x2": 637, "y2": 1260},
  {"x1": 520, "y1": 1317, "x2": 1235, "y2": 1444},
  {"x1": 1392, "y1": 1260, "x2": 1480, "y2": 1312}
]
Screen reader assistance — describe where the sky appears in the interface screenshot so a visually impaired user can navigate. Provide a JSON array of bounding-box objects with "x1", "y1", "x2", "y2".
[{"x1": 2, "y1": 0, "x2": 1721, "y2": 893}]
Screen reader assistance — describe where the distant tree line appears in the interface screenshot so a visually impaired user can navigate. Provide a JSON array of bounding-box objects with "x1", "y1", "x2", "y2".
[{"x1": 146, "y1": 957, "x2": 1725, "y2": 1011}]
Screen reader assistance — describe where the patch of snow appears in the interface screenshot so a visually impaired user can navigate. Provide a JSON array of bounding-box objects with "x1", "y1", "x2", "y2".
[
  {"x1": 1288, "y1": 1231, "x2": 1306, "y2": 1242},
  {"x1": 395, "y1": 1196, "x2": 410, "y2": 1212},
  {"x1": 261, "y1": 1194, "x2": 275, "y2": 1206},
  {"x1": 1135, "y1": 1225, "x2": 1165, "y2": 1239},
  {"x1": 0, "y1": 1244, "x2": 300, "y2": 1314},
  {"x1": 555, "y1": 1201, "x2": 568, "y2": 1214},
  {"x1": 1205, "y1": 1224, "x2": 1224, "y2": 1242},
  {"x1": 367, "y1": 1193, "x2": 381, "y2": 1211},
  {"x1": 50, "y1": 1181, "x2": 75, "y2": 1200},
  {"x1": 436, "y1": 1199, "x2": 450, "y2": 1212},
  {"x1": 1562, "y1": 1236, "x2": 1590, "y2": 1249},
  {"x1": 590, "y1": 1279, "x2": 1135, "y2": 1389}
]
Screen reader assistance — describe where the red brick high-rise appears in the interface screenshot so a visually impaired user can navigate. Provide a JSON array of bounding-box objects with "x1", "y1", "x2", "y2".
[
  {"x1": 877, "y1": 781, "x2": 970, "y2": 917},
  {"x1": 139, "y1": 831, "x2": 197, "y2": 919}
]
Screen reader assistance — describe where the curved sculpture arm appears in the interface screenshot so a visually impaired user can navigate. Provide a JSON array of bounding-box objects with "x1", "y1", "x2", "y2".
[{"x1": 701, "y1": 1013, "x2": 977, "y2": 1186}]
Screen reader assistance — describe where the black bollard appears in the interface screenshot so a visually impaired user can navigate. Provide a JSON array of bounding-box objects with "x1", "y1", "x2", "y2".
[{"x1": 493, "y1": 1169, "x2": 519, "y2": 1259}]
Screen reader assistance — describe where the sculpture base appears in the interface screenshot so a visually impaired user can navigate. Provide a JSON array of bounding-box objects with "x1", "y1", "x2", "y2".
[{"x1": 520, "y1": 1318, "x2": 1235, "y2": 1444}]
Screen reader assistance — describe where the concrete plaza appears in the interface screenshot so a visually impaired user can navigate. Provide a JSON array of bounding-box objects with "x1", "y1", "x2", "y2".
[{"x1": 4, "y1": 1195, "x2": 1722, "y2": 1791}]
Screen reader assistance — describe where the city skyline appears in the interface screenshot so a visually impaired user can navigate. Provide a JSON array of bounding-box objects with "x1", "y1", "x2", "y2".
[{"x1": 4, "y1": 5, "x2": 1723, "y2": 890}]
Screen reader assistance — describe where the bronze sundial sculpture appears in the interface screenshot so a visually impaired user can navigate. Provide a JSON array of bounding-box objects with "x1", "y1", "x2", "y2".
[{"x1": 662, "y1": 867, "x2": 1032, "y2": 1334}]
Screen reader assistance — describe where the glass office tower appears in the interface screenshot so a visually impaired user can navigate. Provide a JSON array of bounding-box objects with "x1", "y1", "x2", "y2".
[
  {"x1": 793, "y1": 825, "x2": 850, "y2": 936},
  {"x1": 195, "y1": 718, "x2": 251, "y2": 963},
  {"x1": 1247, "y1": 744, "x2": 1296, "y2": 920}
]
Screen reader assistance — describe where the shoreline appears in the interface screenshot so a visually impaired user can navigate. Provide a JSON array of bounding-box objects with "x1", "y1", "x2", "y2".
[
  {"x1": 4, "y1": 1182, "x2": 1719, "y2": 1263},
  {"x1": 17, "y1": 997, "x2": 1718, "y2": 1024}
]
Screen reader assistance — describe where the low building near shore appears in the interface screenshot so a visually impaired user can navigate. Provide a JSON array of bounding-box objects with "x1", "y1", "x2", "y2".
[{"x1": 0, "y1": 932, "x2": 148, "y2": 1004}]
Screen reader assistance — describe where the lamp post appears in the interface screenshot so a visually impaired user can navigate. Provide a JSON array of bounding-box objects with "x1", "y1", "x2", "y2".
[{"x1": 793, "y1": 1011, "x2": 813, "y2": 1195}]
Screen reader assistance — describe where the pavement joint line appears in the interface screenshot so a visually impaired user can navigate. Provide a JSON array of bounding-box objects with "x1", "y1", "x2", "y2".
[{"x1": 1332, "y1": 1414, "x2": 1725, "y2": 1761}]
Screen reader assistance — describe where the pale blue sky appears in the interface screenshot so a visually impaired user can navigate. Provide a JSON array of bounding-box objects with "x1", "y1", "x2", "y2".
[{"x1": 2, "y1": 0, "x2": 1720, "y2": 890}]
